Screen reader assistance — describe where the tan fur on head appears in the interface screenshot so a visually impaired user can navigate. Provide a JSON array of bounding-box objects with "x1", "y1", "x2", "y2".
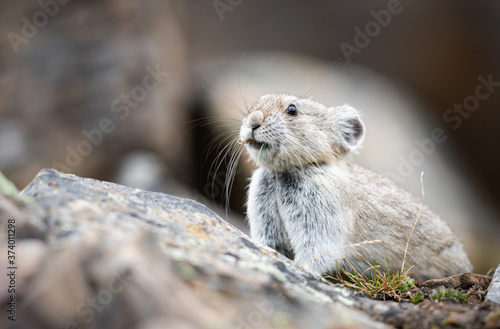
[{"x1": 240, "y1": 94, "x2": 365, "y2": 172}]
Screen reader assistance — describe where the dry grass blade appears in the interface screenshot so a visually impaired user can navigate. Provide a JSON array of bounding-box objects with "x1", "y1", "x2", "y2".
[
  {"x1": 301, "y1": 239, "x2": 382, "y2": 268},
  {"x1": 401, "y1": 171, "x2": 425, "y2": 273},
  {"x1": 327, "y1": 253, "x2": 414, "y2": 300}
]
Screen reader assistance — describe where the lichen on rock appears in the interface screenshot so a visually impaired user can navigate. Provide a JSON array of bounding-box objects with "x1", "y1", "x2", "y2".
[{"x1": 0, "y1": 168, "x2": 498, "y2": 329}]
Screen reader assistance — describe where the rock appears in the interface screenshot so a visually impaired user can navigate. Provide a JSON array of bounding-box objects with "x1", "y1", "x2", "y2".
[
  {"x1": 1, "y1": 169, "x2": 387, "y2": 329},
  {"x1": 0, "y1": 169, "x2": 499, "y2": 329},
  {"x1": 420, "y1": 272, "x2": 492, "y2": 291},
  {"x1": 486, "y1": 265, "x2": 500, "y2": 304},
  {"x1": 0, "y1": 1, "x2": 192, "y2": 188},
  {"x1": 413, "y1": 272, "x2": 492, "y2": 304}
]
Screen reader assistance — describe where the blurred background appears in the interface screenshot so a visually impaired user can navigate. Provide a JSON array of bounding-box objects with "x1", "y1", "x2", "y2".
[{"x1": 1, "y1": 0, "x2": 499, "y2": 273}]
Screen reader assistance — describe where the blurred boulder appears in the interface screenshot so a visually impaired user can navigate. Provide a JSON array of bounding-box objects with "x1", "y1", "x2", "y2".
[{"x1": 0, "y1": 0, "x2": 192, "y2": 188}]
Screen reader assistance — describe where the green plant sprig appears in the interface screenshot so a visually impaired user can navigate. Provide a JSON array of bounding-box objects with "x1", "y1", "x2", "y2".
[{"x1": 257, "y1": 143, "x2": 265, "y2": 165}]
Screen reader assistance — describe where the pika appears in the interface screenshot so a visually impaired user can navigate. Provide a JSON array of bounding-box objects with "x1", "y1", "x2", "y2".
[{"x1": 240, "y1": 93, "x2": 472, "y2": 281}]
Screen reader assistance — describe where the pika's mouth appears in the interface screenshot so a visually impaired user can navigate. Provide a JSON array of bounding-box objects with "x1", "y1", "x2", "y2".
[{"x1": 239, "y1": 138, "x2": 268, "y2": 149}]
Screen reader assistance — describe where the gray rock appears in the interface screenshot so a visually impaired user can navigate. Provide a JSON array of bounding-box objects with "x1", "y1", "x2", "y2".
[
  {"x1": 3, "y1": 169, "x2": 388, "y2": 329},
  {"x1": 1, "y1": 169, "x2": 499, "y2": 329},
  {"x1": 486, "y1": 265, "x2": 500, "y2": 304}
]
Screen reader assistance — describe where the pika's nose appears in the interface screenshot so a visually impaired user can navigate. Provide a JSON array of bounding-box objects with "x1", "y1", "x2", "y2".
[{"x1": 247, "y1": 110, "x2": 264, "y2": 129}]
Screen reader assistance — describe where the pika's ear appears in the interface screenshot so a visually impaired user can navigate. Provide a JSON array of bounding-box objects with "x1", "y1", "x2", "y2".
[{"x1": 335, "y1": 105, "x2": 365, "y2": 151}]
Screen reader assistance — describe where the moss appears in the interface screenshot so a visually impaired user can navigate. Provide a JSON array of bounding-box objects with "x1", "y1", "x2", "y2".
[
  {"x1": 170, "y1": 249, "x2": 196, "y2": 263},
  {"x1": 174, "y1": 261, "x2": 196, "y2": 280},
  {"x1": 240, "y1": 247, "x2": 260, "y2": 262},
  {"x1": 0, "y1": 172, "x2": 34, "y2": 204},
  {"x1": 272, "y1": 312, "x2": 291, "y2": 327},
  {"x1": 304, "y1": 286, "x2": 333, "y2": 304},
  {"x1": 238, "y1": 261, "x2": 286, "y2": 282},
  {"x1": 337, "y1": 294, "x2": 355, "y2": 306},
  {"x1": 0, "y1": 175, "x2": 18, "y2": 196},
  {"x1": 107, "y1": 192, "x2": 125, "y2": 203},
  {"x1": 431, "y1": 288, "x2": 469, "y2": 303},
  {"x1": 186, "y1": 236, "x2": 206, "y2": 247},
  {"x1": 411, "y1": 292, "x2": 424, "y2": 304}
]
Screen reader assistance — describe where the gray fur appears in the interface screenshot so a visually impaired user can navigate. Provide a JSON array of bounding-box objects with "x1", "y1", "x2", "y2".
[{"x1": 242, "y1": 94, "x2": 472, "y2": 281}]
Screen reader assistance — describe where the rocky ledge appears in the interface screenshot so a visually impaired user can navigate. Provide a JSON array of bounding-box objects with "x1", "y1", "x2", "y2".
[{"x1": 0, "y1": 169, "x2": 499, "y2": 329}]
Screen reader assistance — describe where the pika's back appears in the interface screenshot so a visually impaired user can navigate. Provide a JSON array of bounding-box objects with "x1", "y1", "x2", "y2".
[{"x1": 345, "y1": 163, "x2": 472, "y2": 279}]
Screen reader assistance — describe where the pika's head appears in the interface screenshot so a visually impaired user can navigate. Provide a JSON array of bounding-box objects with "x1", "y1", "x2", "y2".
[{"x1": 239, "y1": 94, "x2": 365, "y2": 171}]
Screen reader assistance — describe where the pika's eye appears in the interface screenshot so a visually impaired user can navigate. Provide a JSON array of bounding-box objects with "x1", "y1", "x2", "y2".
[{"x1": 286, "y1": 104, "x2": 298, "y2": 116}]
